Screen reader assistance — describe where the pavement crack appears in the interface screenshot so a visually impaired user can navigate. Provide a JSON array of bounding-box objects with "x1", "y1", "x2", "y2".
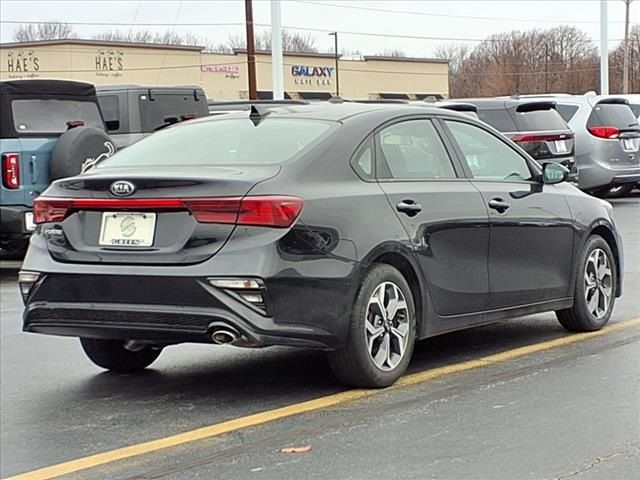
[{"x1": 553, "y1": 445, "x2": 640, "y2": 480}]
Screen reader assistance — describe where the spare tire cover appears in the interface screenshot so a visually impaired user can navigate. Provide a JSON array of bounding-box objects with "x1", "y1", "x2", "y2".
[{"x1": 50, "y1": 127, "x2": 116, "y2": 180}]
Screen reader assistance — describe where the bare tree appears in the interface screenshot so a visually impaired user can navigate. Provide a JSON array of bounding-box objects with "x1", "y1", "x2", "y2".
[
  {"x1": 376, "y1": 48, "x2": 407, "y2": 57},
  {"x1": 92, "y1": 29, "x2": 202, "y2": 46},
  {"x1": 445, "y1": 26, "x2": 599, "y2": 98},
  {"x1": 609, "y1": 24, "x2": 640, "y2": 93},
  {"x1": 12, "y1": 22, "x2": 75, "y2": 41},
  {"x1": 210, "y1": 29, "x2": 318, "y2": 53}
]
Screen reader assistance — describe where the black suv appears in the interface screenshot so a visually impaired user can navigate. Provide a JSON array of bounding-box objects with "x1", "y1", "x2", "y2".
[{"x1": 463, "y1": 98, "x2": 577, "y2": 179}]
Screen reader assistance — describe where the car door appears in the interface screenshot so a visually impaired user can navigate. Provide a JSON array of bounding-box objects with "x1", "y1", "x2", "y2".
[
  {"x1": 441, "y1": 118, "x2": 574, "y2": 309},
  {"x1": 374, "y1": 117, "x2": 490, "y2": 316}
]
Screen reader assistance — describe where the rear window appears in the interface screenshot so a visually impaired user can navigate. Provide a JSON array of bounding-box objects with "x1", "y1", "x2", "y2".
[
  {"x1": 11, "y1": 99, "x2": 103, "y2": 134},
  {"x1": 627, "y1": 103, "x2": 640, "y2": 119},
  {"x1": 139, "y1": 92, "x2": 207, "y2": 132},
  {"x1": 511, "y1": 108, "x2": 569, "y2": 131},
  {"x1": 555, "y1": 104, "x2": 580, "y2": 123},
  {"x1": 98, "y1": 118, "x2": 337, "y2": 168},
  {"x1": 476, "y1": 109, "x2": 517, "y2": 132},
  {"x1": 587, "y1": 103, "x2": 640, "y2": 129}
]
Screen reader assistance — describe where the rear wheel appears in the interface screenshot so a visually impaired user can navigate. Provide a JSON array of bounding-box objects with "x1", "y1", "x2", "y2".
[
  {"x1": 80, "y1": 338, "x2": 161, "y2": 372},
  {"x1": 556, "y1": 235, "x2": 616, "y2": 332},
  {"x1": 327, "y1": 264, "x2": 416, "y2": 388}
]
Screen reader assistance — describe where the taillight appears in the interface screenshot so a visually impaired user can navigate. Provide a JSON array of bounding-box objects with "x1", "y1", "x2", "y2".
[
  {"x1": 237, "y1": 196, "x2": 304, "y2": 227},
  {"x1": 2, "y1": 153, "x2": 20, "y2": 189},
  {"x1": 588, "y1": 126, "x2": 620, "y2": 139},
  {"x1": 33, "y1": 198, "x2": 73, "y2": 224},
  {"x1": 510, "y1": 133, "x2": 574, "y2": 143},
  {"x1": 32, "y1": 196, "x2": 304, "y2": 228},
  {"x1": 185, "y1": 196, "x2": 304, "y2": 227}
]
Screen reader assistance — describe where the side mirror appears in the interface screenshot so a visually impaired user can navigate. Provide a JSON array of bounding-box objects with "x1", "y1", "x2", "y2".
[{"x1": 542, "y1": 162, "x2": 569, "y2": 184}]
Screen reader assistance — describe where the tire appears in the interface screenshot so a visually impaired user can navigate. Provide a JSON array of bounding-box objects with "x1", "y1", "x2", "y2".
[
  {"x1": 80, "y1": 338, "x2": 161, "y2": 372},
  {"x1": 556, "y1": 235, "x2": 616, "y2": 332},
  {"x1": 327, "y1": 264, "x2": 416, "y2": 388},
  {"x1": 50, "y1": 126, "x2": 116, "y2": 180}
]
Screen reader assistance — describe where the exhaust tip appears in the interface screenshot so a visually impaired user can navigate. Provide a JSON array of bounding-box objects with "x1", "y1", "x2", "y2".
[{"x1": 211, "y1": 329, "x2": 238, "y2": 345}]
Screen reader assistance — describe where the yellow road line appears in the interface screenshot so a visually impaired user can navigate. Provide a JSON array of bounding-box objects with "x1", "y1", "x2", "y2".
[{"x1": 6, "y1": 317, "x2": 640, "y2": 480}]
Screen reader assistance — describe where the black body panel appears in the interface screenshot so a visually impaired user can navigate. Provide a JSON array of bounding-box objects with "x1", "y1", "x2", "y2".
[{"x1": 21, "y1": 104, "x2": 624, "y2": 350}]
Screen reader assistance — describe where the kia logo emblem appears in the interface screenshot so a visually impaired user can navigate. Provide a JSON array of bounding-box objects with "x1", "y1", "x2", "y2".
[{"x1": 110, "y1": 180, "x2": 136, "y2": 197}]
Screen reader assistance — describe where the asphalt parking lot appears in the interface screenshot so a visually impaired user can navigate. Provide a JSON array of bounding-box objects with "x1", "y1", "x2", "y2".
[{"x1": 1, "y1": 196, "x2": 638, "y2": 480}]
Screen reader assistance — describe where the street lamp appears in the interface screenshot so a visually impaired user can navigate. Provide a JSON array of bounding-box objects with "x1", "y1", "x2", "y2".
[{"x1": 328, "y1": 32, "x2": 340, "y2": 97}]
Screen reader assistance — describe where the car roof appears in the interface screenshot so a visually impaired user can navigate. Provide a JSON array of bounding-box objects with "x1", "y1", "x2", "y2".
[
  {"x1": 96, "y1": 84, "x2": 204, "y2": 92},
  {"x1": 193, "y1": 102, "x2": 460, "y2": 124},
  {"x1": 456, "y1": 97, "x2": 557, "y2": 110}
]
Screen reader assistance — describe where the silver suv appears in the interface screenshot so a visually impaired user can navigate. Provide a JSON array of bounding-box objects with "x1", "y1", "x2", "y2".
[{"x1": 549, "y1": 94, "x2": 640, "y2": 196}]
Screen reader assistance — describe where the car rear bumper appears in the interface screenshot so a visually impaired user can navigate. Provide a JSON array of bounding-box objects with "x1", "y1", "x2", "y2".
[
  {"x1": 22, "y1": 273, "x2": 347, "y2": 349},
  {"x1": 0, "y1": 205, "x2": 33, "y2": 241},
  {"x1": 578, "y1": 162, "x2": 640, "y2": 190}
]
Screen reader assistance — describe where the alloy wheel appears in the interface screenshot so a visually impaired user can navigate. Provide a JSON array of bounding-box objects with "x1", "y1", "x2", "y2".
[
  {"x1": 364, "y1": 281, "x2": 410, "y2": 371},
  {"x1": 584, "y1": 248, "x2": 613, "y2": 319}
]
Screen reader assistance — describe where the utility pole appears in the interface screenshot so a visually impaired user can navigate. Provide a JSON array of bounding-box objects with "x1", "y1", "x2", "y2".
[
  {"x1": 244, "y1": 0, "x2": 257, "y2": 100},
  {"x1": 545, "y1": 43, "x2": 549, "y2": 93},
  {"x1": 600, "y1": 0, "x2": 609, "y2": 95},
  {"x1": 622, "y1": 0, "x2": 633, "y2": 94},
  {"x1": 328, "y1": 32, "x2": 339, "y2": 97},
  {"x1": 270, "y1": 0, "x2": 284, "y2": 100}
]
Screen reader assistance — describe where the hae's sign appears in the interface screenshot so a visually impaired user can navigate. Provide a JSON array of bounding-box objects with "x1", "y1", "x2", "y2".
[
  {"x1": 5, "y1": 50, "x2": 41, "y2": 78},
  {"x1": 95, "y1": 49, "x2": 124, "y2": 78},
  {"x1": 291, "y1": 65, "x2": 333, "y2": 86}
]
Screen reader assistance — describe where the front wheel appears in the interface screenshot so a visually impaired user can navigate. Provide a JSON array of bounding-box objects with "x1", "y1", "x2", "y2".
[
  {"x1": 327, "y1": 264, "x2": 416, "y2": 388},
  {"x1": 556, "y1": 235, "x2": 616, "y2": 332},
  {"x1": 80, "y1": 338, "x2": 162, "y2": 372}
]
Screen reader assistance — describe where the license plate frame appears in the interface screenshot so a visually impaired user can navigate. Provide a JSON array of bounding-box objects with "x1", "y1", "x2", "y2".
[
  {"x1": 24, "y1": 212, "x2": 35, "y2": 231},
  {"x1": 622, "y1": 138, "x2": 638, "y2": 152},
  {"x1": 99, "y1": 212, "x2": 157, "y2": 247},
  {"x1": 554, "y1": 140, "x2": 568, "y2": 154}
]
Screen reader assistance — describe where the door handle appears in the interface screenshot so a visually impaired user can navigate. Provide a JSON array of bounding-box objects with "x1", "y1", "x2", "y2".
[
  {"x1": 488, "y1": 198, "x2": 510, "y2": 213},
  {"x1": 396, "y1": 200, "x2": 422, "y2": 217}
]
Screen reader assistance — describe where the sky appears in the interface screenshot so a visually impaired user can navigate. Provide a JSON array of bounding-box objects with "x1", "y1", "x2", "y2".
[{"x1": 0, "y1": 0, "x2": 638, "y2": 57}]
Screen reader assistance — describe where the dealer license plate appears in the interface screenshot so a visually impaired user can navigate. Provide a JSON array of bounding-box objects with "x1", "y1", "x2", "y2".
[
  {"x1": 99, "y1": 212, "x2": 156, "y2": 247},
  {"x1": 24, "y1": 212, "x2": 36, "y2": 231},
  {"x1": 554, "y1": 140, "x2": 568, "y2": 153}
]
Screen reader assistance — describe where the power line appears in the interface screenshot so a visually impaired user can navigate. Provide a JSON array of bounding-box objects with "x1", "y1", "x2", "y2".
[
  {"x1": 0, "y1": 20, "x2": 626, "y2": 43},
  {"x1": 273, "y1": 24, "x2": 625, "y2": 44},
  {"x1": 0, "y1": 60, "x2": 246, "y2": 74},
  {"x1": 0, "y1": 20, "x2": 245, "y2": 27},
  {"x1": 297, "y1": 0, "x2": 626, "y2": 24}
]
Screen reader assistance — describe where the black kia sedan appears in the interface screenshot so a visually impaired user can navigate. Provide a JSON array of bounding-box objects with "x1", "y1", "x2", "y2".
[{"x1": 20, "y1": 103, "x2": 623, "y2": 388}]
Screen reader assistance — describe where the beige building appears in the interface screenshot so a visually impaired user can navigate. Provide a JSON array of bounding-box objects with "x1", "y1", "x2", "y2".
[{"x1": 0, "y1": 39, "x2": 449, "y2": 100}]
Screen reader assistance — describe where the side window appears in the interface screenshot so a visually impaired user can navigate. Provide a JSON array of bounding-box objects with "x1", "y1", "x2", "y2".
[
  {"x1": 555, "y1": 104, "x2": 579, "y2": 123},
  {"x1": 376, "y1": 120, "x2": 457, "y2": 180},
  {"x1": 445, "y1": 121, "x2": 533, "y2": 182},
  {"x1": 476, "y1": 109, "x2": 517, "y2": 132},
  {"x1": 352, "y1": 137, "x2": 374, "y2": 179},
  {"x1": 98, "y1": 95, "x2": 121, "y2": 132}
]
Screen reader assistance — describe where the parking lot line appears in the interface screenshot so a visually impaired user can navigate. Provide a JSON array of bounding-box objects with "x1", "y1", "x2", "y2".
[{"x1": 6, "y1": 317, "x2": 640, "y2": 480}]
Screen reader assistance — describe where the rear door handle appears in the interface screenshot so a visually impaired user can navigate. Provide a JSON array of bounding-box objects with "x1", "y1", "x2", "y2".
[
  {"x1": 396, "y1": 200, "x2": 422, "y2": 217},
  {"x1": 488, "y1": 198, "x2": 510, "y2": 213}
]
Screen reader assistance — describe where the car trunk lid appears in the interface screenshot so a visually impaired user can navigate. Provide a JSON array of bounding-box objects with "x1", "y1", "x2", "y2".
[{"x1": 36, "y1": 165, "x2": 284, "y2": 265}]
